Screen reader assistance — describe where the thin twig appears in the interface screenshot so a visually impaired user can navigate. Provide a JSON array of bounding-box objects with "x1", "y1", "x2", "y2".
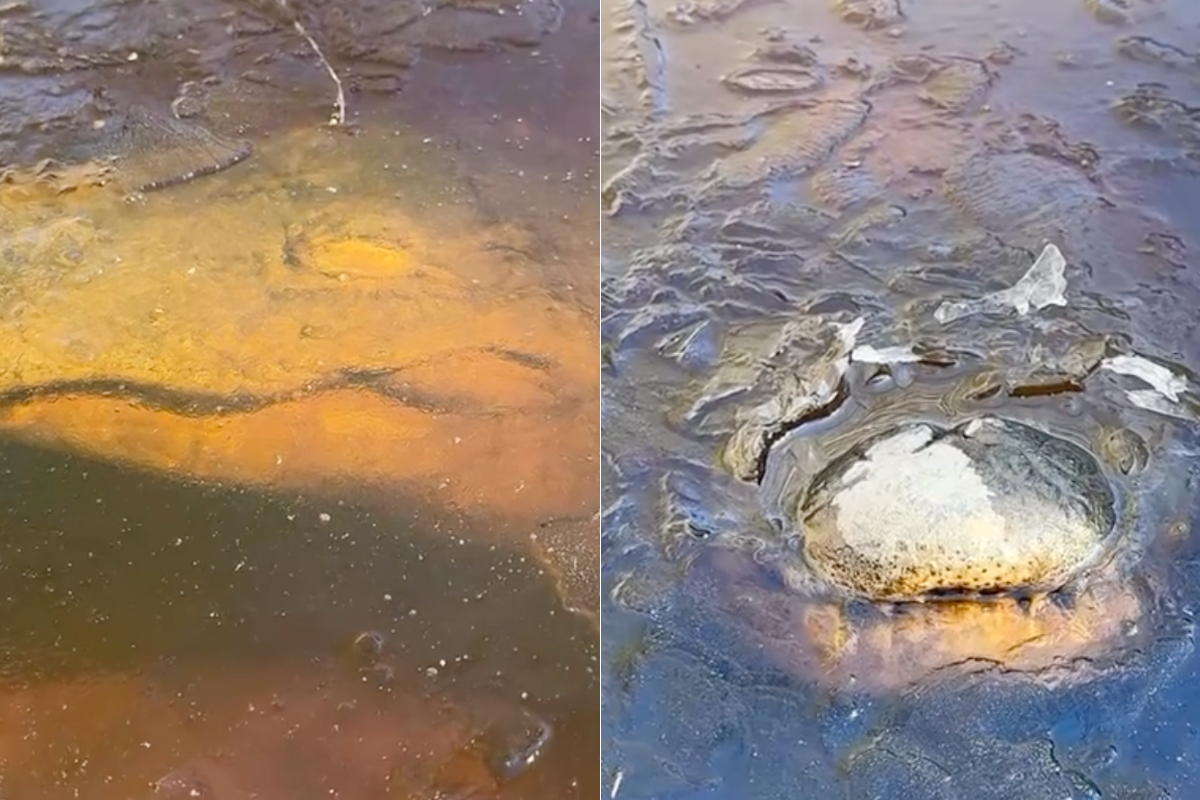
[{"x1": 277, "y1": 0, "x2": 346, "y2": 126}]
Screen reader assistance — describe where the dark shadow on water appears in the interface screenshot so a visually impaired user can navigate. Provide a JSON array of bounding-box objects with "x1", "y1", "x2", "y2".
[{"x1": 0, "y1": 435, "x2": 597, "y2": 797}]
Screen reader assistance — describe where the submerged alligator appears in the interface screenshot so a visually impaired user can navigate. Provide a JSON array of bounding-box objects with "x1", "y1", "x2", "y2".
[{"x1": 601, "y1": 5, "x2": 1200, "y2": 797}]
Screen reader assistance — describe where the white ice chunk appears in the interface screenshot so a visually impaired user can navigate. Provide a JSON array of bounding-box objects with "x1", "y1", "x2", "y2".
[
  {"x1": 1102, "y1": 354, "x2": 1189, "y2": 402},
  {"x1": 850, "y1": 344, "x2": 922, "y2": 364},
  {"x1": 1126, "y1": 389, "x2": 1197, "y2": 422},
  {"x1": 934, "y1": 243, "x2": 1068, "y2": 324},
  {"x1": 1006, "y1": 242, "x2": 1069, "y2": 314},
  {"x1": 836, "y1": 316, "x2": 866, "y2": 350}
]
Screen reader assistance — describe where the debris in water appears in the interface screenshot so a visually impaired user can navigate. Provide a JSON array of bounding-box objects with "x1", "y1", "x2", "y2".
[
  {"x1": 836, "y1": 316, "x2": 865, "y2": 350},
  {"x1": 1101, "y1": 354, "x2": 1189, "y2": 401},
  {"x1": 277, "y1": 0, "x2": 347, "y2": 125},
  {"x1": 723, "y1": 318, "x2": 861, "y2": 481},
  {"x1": 934, "y1": 243, "x2": 1067, "y2": 324},
  {"x1": 1125, "y1": 389, "x2": 1198, "y2": 422},
  {"x1": 851, "y1": 344, "x2": 921, "y2": 364}
]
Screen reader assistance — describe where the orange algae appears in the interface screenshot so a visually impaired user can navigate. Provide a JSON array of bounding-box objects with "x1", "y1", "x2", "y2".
[{"x1": 0, "y1": 124, "x2": 600, "y2": 611}]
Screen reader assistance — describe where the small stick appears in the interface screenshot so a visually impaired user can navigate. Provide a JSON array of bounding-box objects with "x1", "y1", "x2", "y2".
[{"x1": 277, "y1": 0, "x2": 346, "y2": 126}]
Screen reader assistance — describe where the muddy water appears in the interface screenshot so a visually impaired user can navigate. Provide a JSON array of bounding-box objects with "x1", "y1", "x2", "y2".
[
  {"x1": 0, "y1": 440, "x2": 596, "y2": 798},
  {"x1": 603, "y1": 1, "x2": 1200, "y2": 798},
  {"x1": 0, "y1": 0, "x2": 598, "y2": 797}
]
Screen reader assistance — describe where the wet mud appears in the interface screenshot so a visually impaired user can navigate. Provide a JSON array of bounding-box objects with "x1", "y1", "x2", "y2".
[
  {"x1": 0, "y1": 0, "x2": 597, "y2": 797},
  {"x1": 602, "y1": 0, "x2": 1200, "y2": 797}
]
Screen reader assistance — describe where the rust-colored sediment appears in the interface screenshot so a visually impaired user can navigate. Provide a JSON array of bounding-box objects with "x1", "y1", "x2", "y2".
[
  {"x1": 794, "y1": 574, "x2": 1141, "y2": 689},
  {"x1": 716, "y1": 551, "x2": 1142, "y2": 692},
  {"x1": 0, "y1": 660, "x2": 513, "y2": 799},
  {"x1": 0, "y1": 388, "x2": 593, "y2": 520},
  {"x1": 0, "y1": 123, "x2": 599, "y2": 607}
]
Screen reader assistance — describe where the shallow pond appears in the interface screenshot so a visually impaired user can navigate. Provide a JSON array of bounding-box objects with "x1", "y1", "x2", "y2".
[
  {"x1": 0, "y1": 0, "x2": 598, "y2": 796},
  {"x1": 602, "y1": 0, "x2": 1200, "y2": 797}
]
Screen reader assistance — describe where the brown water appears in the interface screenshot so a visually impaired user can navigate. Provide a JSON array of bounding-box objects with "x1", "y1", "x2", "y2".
[
  {"x1": 603, "y1": 0, "x2": 1200, "y2": 798},
  {"x1": 0, "y1": 0, "x2": 598, "y2": 797}
]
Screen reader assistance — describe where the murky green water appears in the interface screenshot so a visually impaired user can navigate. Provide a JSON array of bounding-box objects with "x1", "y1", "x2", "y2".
[
  {"x1": 603, "y1": 0, "x2": 1200, "y2": 798},
  {"x1": 0, "y1": 0, "x2": 598, "y2": 796}
]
